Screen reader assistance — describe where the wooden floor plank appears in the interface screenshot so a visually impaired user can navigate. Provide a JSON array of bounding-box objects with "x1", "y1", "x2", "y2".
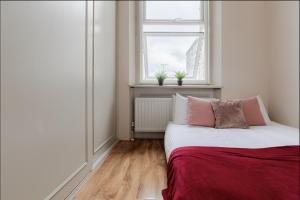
[{"x1": 73, "y1": 140, "x2": 167, "y2": 200}]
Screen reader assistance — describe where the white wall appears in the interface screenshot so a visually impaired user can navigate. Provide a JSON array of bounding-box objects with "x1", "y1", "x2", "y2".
[
  {"x1": 267, "y1": 1, "x2": 299, "y2": 128},
  {"x1": 116, "y1": 1, "x2": 276, "y2": 140},
  {"x1": 116, "y1": 1, "x2": 136, "y2": 140},
  {"x1": 1, "y1": 1, "x2": 117, "y2": 200},
  {"x1": 221, "y1": 1, "x2": 269, "y2": 107},
  {"x1": 220, "y1": 1, "x2": 299, "y2": 127},
  {"x1": 115, "y1": 1, "x2": 300, "y2": 138},
  {"x1": 116, "y1": 2, "x2": 224, "y2": 140}
]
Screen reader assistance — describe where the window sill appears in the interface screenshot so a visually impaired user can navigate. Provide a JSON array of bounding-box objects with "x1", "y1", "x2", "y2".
[{"x1": 129, "y1": 84, "x2": 222, "y2": 89}]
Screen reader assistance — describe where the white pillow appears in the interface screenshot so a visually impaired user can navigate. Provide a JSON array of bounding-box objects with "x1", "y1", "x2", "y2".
[
  {"x1": 256, "y1": 95, "x2": 271, "y2": 125},
  {"x1": 173, "y1": 93, "x2": 188, "y2": 124},
  {"x1": 172, "y1": 95, "x2": 176, "y2": 121}
]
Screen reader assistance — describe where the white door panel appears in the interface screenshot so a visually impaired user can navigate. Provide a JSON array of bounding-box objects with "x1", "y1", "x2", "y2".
[
  {"x1": 93, "y1": 1, "x2": 116, "y2": 153},
  {"x1": 1, "y1": 1, "x2": 91, "y2": 200}
]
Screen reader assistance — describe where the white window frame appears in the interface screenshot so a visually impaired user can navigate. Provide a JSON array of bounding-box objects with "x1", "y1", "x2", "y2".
[{"x1": 136, "y1": 1, "x2": 210, "y2": 85}]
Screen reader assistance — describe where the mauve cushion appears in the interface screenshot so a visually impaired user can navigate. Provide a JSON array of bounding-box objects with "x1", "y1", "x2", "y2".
[
  {"x1": 241, "y1": 97, "x2": 266, "y2": 126},
  {"x1": 211, "y1": 101, "x2": 249, "y2": 129},
  {"x1": 187, "y1": 96, "x2": 215, "y2": 127}
]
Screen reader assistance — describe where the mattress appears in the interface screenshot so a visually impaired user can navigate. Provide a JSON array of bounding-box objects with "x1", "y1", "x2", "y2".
[{"x1": 164, "y1": 122, "x2": 299, "y2": 160}]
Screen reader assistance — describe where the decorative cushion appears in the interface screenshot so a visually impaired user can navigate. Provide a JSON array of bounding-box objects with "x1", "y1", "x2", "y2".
[
  {"x1": 187, "y1": 96, "x2": 215, "y2": 127},
  {"x1": 211, "y1": 101, "x2": 249, "y2": 129},
  {"x1": 173, "y1": 93, "x2": 219, "y2": 125},
  {"x1": 241, "y1": 97, "x2": 266, "y2": 126}
]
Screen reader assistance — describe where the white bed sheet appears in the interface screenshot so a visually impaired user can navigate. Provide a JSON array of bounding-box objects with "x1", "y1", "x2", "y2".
[{"x1": 165, "y1": 122, "x2": 299, "y2": 160}]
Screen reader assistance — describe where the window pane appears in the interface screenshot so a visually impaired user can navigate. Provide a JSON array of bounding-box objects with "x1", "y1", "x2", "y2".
[
  {"x1": 145, "y1": 35, "x2": 204, "y2": 79},
  {"x1": 145, "y1": 1, "x2": 203, "y2": 21}
]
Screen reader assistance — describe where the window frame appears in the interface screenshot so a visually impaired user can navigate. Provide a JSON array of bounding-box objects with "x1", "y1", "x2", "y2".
[
  {"x1": 136, "y1": 1, "x2": 210, "y2": 85},
  {"x1": 142, "y1": 1, "x2": 204, "y2": 24}
]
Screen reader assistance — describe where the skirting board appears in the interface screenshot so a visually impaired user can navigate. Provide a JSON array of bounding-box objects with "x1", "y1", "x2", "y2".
[
  {"x1": 92, "y1": 139, "x2": 119, "y2": 170},
  {"x1": 65, "y1": 139, "x2": 119, "y2": 200}
]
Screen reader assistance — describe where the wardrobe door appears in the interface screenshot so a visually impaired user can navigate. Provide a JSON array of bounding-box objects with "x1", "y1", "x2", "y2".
[
  {"x1": 93, "y1": 1, "x2": 116, "y2": 154},
  {"x1": 1, "y1": 2, "x2": 93, "y2": 200}
]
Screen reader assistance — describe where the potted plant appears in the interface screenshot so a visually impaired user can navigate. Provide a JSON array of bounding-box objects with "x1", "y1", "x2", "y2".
[
  {"x1": 155, "y1": 71, "x2": 167, "y2": 86},
  {"x1": 175, "y1": 71, "x2": 186, "y2": 86}
]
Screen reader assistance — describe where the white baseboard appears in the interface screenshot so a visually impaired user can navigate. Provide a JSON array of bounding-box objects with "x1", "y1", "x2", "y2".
[
  {"x1": 65, "y1": 139, "x2": 119, "y2": 200},
  {"x1": 92, "y1": 139, "x2": 119, "y2": 170}
]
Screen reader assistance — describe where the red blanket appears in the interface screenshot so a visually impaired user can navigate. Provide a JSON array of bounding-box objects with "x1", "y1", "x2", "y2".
[{"x1": 162, "y1": 146, "x2": 299, "y2": 200}]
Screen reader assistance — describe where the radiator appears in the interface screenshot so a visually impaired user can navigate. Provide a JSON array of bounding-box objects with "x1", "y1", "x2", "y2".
[{"x1": 134, "y1": 98, "x2": 173, "y2": 132}]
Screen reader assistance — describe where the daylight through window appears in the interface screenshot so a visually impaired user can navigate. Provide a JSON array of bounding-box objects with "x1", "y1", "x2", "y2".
[{"x1": 139, "y1": 1, "x2": 209, "y2": 84}]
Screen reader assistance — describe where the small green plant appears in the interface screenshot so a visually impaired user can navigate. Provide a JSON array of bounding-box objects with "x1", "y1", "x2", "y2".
[
  {"x1": 155, "y1": 71, "x2": 167, "y2": 86},
  {"x1": 155, "y1": 71, "x2": 167, "y2": 81},
  {"x1": 175, "y1": 71, "x2": 186, "y2": 81}
]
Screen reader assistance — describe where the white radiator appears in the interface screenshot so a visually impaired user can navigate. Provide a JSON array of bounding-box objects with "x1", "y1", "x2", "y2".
[{"x1": 134, "y1": 98, "x2": 173, "y2": 132}]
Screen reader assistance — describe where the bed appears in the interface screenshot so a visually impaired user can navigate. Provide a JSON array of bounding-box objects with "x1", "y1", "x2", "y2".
[{"x1": 163, "y1": 122, "x2": 299, "y2": 200}]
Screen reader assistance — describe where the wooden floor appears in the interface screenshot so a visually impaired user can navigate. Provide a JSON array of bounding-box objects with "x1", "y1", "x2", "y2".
[{"x1": 73, "y1": 140, "x2": 167, "y2": 200}]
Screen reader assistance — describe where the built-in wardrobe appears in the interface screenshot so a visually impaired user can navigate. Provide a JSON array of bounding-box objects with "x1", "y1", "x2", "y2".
[{"x1": 0, "y1": 1, "x2": 117, "y2": 199}]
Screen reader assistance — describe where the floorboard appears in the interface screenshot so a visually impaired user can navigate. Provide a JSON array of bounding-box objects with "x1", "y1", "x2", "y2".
[{"x1": 73, "y1": 140, "x2": 167, "y2": 200}]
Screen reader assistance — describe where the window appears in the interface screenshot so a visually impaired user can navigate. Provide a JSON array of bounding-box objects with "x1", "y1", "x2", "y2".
[{"x1": 138, "y1": 1, "x2": 209, "y2": 84}]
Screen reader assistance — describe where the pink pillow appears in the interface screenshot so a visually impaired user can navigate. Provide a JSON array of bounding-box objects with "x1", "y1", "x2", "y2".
[
  {"x1": 187, "y1": 96, "x2": 215, "y2": 127},
  {"x1": 241, "y1": 97, "x2": 265, "y2": 126}
]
